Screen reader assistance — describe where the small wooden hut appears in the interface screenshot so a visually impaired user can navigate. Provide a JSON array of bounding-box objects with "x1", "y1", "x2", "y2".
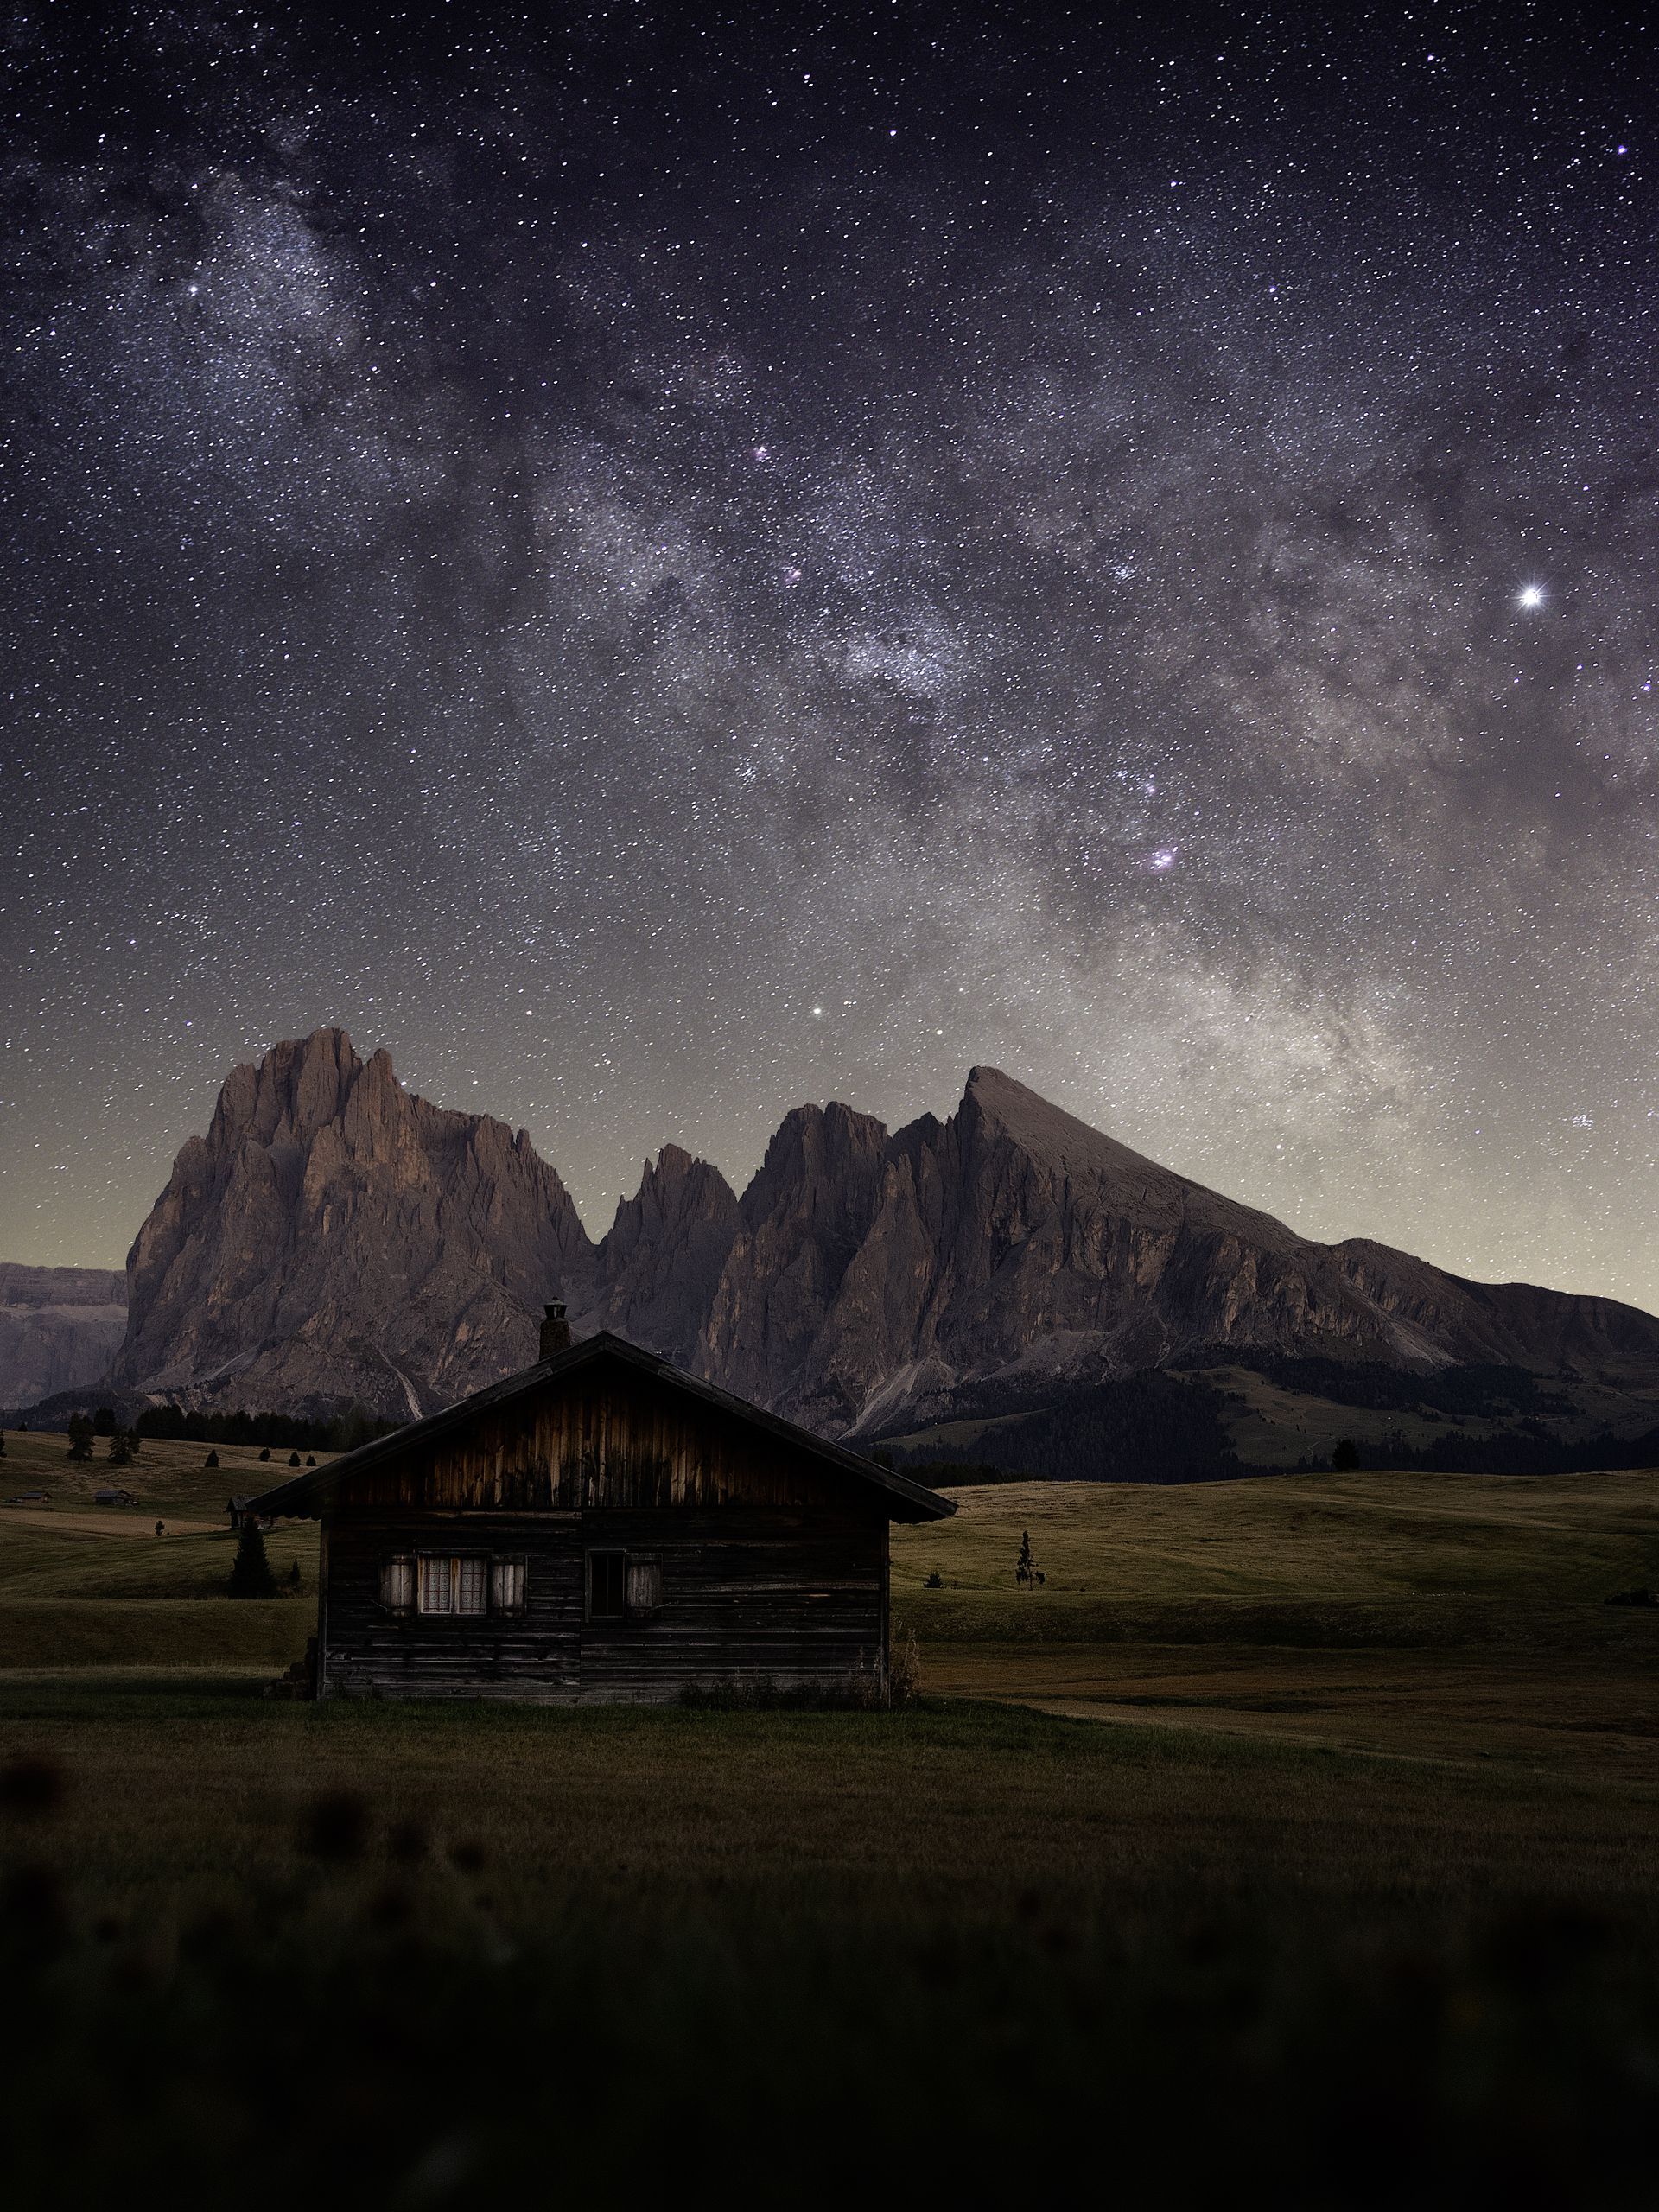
[{"x1": 246, "y1": 1310, "x2": 953, "y2": 1705}]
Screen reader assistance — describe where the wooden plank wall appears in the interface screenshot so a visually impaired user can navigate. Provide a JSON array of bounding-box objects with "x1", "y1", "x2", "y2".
[
  {"x1": 333, "y1": 1376, "x2": 852, "y2": 1516},
  {"x1": 321, "y1": 1505, "x2": 886, "y2": 1706},
  {"x1": 321, "y1": 1510, "x2": 582, "y2": 1703}
]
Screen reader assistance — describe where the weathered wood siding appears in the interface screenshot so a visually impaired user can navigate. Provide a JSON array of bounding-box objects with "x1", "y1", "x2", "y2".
[
  {"x1": 320, "y1": 1510, "x2": 582, "y2": 1703},
  {"x1": 315, "y1": 1370, "x2": 890, "y2": 1705},
  {"x1": 319, "y1": 1506, "x2": 885, "y2": 1705},
  {"x1": 330, "y1": 1375, "x2": 852, "y2": 1516}
]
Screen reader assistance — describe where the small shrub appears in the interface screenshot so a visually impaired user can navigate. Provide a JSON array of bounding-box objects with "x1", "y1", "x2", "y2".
[
  {"x1": 257, "y1": 1446, "x2": 271, "y2": 1463},
  {"x1": 288, "y1": 1451, "x2": 302, "y2": 1468},
  {"x1": 889, "y1": 1627, "x2": 923, "y2": 1706},
  {"x1": 923, "y1": 1570, "x2": 944, "y2": 1590},
  {"x1": 204, "y1": 1449, "x2": 219, "y2": 1469}
]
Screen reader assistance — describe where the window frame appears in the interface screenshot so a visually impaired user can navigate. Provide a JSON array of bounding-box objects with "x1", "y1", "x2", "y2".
[
  {"x1": 491, "y1": 1554, "x2": 528, "y2": 1616},
  {"x1": 587, "y1": 1549, "x2": 663, "y2": 1624},
  {"x1": 625, "y1": 1553, "x2": 664, "y2": 1618},
  {"x1": 380, "y1": 1554, "x2": 416, "y2": 1616},
  {"x1": 393, "y1": 1550, "x2": 525, "y2": 1620},
  {"x1": 587, "y1": 1549, "x2": 627, "y2": 1623}
]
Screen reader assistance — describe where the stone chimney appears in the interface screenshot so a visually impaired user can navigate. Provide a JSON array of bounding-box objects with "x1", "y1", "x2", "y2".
[{"x1": 538, "y1": 1300, "x2": 571, "y2": 1360}]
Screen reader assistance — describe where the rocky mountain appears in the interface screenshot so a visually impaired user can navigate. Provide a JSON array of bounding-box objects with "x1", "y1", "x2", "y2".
[
  {"x1": 578, "y1": 1145, "x2": 739, "y2": 1370},
  {"x1": 106, "y1": 1028, "x2": 593, "y2": 1419},
  {"x1": 692, "y1": 1066, "x2": 1659, "y2": 1435},
  {"x1": 0, "y1": 1264, "x2": 128, "y2": 1413},
  {"x1": 73, "y1": 1030, "x2": 1659, "y2": 1438}
]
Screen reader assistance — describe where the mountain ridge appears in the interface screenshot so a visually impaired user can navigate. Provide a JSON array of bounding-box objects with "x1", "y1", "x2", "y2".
[{"x1": 20, "y1": 1029, "x2": 1659, "y2": 1437}]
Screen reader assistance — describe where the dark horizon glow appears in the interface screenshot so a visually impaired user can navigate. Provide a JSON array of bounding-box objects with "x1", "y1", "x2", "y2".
[{"x1": 4, "y1": 5, "x2": 1658, "y2": 1310}]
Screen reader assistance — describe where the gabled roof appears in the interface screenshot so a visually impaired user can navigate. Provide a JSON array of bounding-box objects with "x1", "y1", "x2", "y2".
[{"x1": 245, "y1": 1332, "x2": 955, "y2": 1523}]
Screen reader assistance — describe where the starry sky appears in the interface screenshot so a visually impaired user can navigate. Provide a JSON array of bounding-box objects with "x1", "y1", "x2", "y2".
[{"x1": 3, "y1": 3, "x2": 1657, "y2": 1309}]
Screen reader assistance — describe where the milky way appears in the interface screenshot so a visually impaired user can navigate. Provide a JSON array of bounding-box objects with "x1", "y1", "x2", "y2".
[{"x1": 3, "y1": 5, "x2": 1657, "y2": 1307}]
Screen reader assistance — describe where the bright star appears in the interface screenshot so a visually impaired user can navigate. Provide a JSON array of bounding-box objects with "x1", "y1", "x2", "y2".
[
  {"x1": 1517, "y1": 584, "x2": 1545, "y2": 610},
  {"x1": 1150, "y1": 847, "x2": 1179, "y2": 873}
]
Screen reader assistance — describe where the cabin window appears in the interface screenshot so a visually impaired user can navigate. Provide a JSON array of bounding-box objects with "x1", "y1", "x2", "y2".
[
  {"x1": 588, "y1": 1551, "x2": 660, "y2": 1621},
  {"x1": 418, "y1": 1555, "x2": 452, "y2": 1614},
  {"x1": 417, "y1": 1554, "x2": 490, "y2": 1616},
  {"x1": 492, "y1": 1557, "x2": 527, "y2": 1614},
  {"x1": 380, "y1": 1556, "x2": 414, "y2": 1613},
  {"x1": 626, "y1": 1554, "x2": 663, "y2": 1615},
  {"x1": 588, "y1": 1551, "x2": 626, "y2": 1620}
]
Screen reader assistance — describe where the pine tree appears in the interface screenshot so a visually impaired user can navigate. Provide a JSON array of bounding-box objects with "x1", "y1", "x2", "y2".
[
  {"x1": 66, "y1": 1414, "x2": 94, "y2": 1462},
  {"x1": 228, "y1": 1518, "x2": 278, "y2": 1599},
  {"x1": 1015, "y1": 1529, "x2": 1044, "y2": 1592},
  {"x1": 204, "y1": 1449, "x2": 219, "y2": 1469}
]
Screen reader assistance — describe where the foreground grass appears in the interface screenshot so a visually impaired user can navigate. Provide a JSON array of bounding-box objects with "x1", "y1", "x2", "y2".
[
  {"x1": 2, "y1": 1676, "x2": 1656, "y2": 2205},
  {"x1": 1, "y1": 1454, "x2": 1657, "y2": 2203}
]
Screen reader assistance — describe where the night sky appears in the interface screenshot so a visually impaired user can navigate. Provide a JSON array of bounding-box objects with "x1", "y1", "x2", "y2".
[{"x1": 4, "y1": 4, "x2": 1656, "y2": 1309}]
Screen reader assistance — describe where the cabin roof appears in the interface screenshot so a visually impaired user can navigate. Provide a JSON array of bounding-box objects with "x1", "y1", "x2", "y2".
[{"x1": 245, "y1": 1332, "x2": 955, "y2": 1523}]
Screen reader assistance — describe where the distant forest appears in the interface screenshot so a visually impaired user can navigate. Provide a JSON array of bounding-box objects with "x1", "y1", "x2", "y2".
[
  {"x1": 131, "y1": 1403, "x2": 404, "y2": 1453},
  {"x1": 889, "y1": 1371, "x2": 1244, "y2": 1485},
  {"x1": 1317, "y1": 1421, "x2": 1659, "y2": 1479},
  {"x1": 887, "y1": 1360, "x2": 1659, "y2": 1486}
]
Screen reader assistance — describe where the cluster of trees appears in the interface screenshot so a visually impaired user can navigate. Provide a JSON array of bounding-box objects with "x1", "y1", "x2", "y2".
[
  {"x1": 134, "y1": 1403, "x2": 403, "y2": 1452},
  {"x1": 1307, "y1": 1421, "x2": 1659, "y2": 1478},
  {"x1": 65, "y1": 1413, "x2": 142, "y2": 1465}
]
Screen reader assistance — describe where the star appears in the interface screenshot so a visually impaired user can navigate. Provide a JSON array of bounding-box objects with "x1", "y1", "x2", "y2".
[{"x1": 1517, "y1": 584, "x2": 1546, "y2": 610}]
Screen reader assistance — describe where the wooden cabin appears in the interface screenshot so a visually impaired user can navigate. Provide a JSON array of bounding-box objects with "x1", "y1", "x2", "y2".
[{"x1": 246, "y1": 1308, "x2": 953, "y2": 1705}]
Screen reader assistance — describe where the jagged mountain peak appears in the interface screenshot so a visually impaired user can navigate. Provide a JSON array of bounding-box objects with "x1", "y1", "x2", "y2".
[
  {"x1": 84, "y1": 1040, "x2": 1659, "y2": 1441},
  {"x1": 111, "y1": 1031, "x2": 593, "y2": 1421},
  {"x1": 584, "y1": 1145, "x2": 740, "y2": 1370}
]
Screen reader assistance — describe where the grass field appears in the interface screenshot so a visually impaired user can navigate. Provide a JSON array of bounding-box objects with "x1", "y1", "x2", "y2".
[{"x1": 2, "y1": 1433, "x2": 1656, "y2": 2202}]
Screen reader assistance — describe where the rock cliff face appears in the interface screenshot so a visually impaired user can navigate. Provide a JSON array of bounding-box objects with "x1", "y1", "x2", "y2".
[
  {"x1": 577, "y1": 1146, "x2": 739, "y2": 1370},
  {"x1": 693, "y1": 1066, "x2": 1659, "y2": 1434},
  {"x1": 108, "y1": 1029, "x2": 594, "y2": 1419},
  {"x1": 0, "y1": 1265, "x2": 128, "y2": 1412},
  {"x1": 95, "y1": 1035, "x2": 1659, "y2": 1433}
]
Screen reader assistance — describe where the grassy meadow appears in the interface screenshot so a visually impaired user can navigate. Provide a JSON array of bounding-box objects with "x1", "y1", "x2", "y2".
[
  {"x1": 1, "y1": 1428, "x2": 1656, "y2": 2202},
  {"x1": 0, "y1": 1427, "x2": 321, "y2": 1669}
]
